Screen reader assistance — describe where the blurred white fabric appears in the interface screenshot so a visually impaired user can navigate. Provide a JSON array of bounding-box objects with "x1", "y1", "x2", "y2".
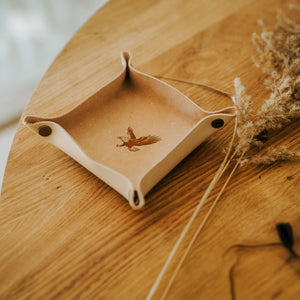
[
  {"x1": 0, "y1": 124, "x2": 18, "y2": 189},
  {"x1": 0, "y1": 0, "x2": 108, "y2": 192},
  {"x1": 0, "y1": 0, "x2": 108, "y2": 125}
]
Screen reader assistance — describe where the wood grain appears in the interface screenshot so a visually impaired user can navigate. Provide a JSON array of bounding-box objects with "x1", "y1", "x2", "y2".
[{"x1": 1, "y1": 0, "x2": 300, "y2": 299}]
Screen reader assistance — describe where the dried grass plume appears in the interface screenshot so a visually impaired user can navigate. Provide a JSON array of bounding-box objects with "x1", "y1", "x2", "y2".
[{"x1": 233, "y1": 10, "x2": 300, "y2": 164}]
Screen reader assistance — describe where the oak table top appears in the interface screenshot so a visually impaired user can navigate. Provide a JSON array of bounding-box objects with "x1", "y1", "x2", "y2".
[{"x1": 1, "y1": 0, "x2": 299, "y2": 299}]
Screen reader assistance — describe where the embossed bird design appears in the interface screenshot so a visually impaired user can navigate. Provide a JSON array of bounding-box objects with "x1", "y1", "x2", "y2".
[{"x1": 117, "y1": 127, "x2": 161, "y2": 152}]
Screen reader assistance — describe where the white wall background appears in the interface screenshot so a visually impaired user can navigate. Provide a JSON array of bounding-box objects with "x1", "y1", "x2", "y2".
[{"x1": 0, "y1": 0, "x2": 108, "y2": 192}]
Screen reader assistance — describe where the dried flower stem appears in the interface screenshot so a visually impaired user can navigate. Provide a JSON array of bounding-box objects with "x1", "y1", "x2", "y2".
[
  {"x1": 242, "y1": 146, "x2": 300, "y2": 165},
  {"x1": 148, "y1": 11, "x2": 299, "y2": 299},
  {"x1": 146, "y1": 89, "x2": 237, "y2": 300},
  {"x1": 160, "y1": 151, "x2": 245, "y2": 300},
  {"x1": 153, "y1": 75, "x2": 233, "y2": 98}
]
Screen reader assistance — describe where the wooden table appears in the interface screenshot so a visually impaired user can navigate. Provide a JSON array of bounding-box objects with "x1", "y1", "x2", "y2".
[{"x1": 1, "y1": 0, "x2": 299, "y2": 299}]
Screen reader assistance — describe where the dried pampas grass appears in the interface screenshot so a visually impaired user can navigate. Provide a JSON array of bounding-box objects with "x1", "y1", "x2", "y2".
[
  {"x1": 241, "y1": 146, "x2": 300, "y2": 166},
  {"x1": 147, "y1": 10, "x2": 300, "y2": 300},
  {"x1": 234, "y1": 10, "x2": 300, "y2": 162}
]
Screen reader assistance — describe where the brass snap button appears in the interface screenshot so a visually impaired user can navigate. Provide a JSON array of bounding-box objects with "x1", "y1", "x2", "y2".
[
  {"x1": 38, "y1": 125, "x2": 52, "y2": 137},
  {"x1": 211, "y1": 119, "x2": 224, "y2": 129}
]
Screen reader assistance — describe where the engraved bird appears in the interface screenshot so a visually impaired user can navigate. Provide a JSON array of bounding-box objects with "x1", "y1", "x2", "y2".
[{"x1": 116, "y1": 127, "x2": 161, "y2": 152}]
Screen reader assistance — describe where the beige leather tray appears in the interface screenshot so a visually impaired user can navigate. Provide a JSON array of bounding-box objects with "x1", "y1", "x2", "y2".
[{"x1": 24, "y1": 52, "x2": 235, "y2": 209}]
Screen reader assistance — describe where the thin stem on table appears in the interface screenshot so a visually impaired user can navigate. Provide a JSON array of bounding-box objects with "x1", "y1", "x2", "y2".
[
  {"x1": 160, "y1": 151, "x2": 245, "y2": 300},
  {"x1": 146, "y1": 118, "x2": 237, "y2": 300}
]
